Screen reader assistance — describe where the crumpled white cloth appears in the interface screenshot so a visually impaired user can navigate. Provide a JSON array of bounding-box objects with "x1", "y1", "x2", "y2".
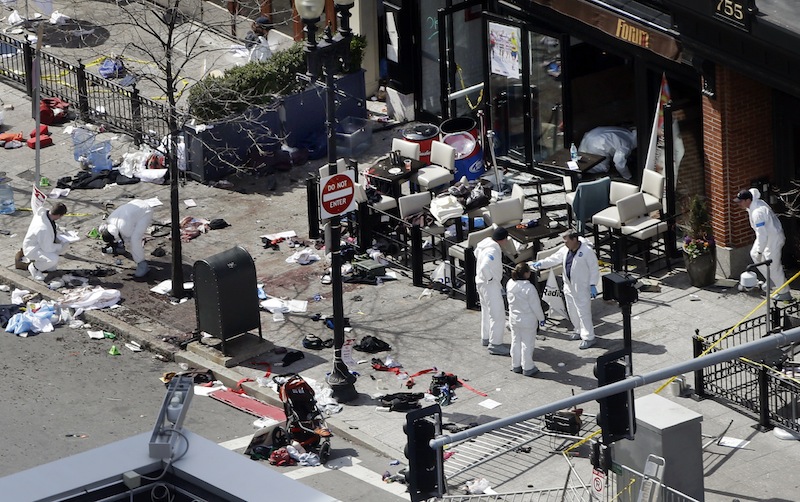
[
  {"x1": 10, "y1": 289, "x2": 30, "y2": 305},
  {"x1": 310, "y1": 381, "x2": 343, "y2": 415},
  {"x1": 285, "y1": 445, "x2": 321, "y2": 466},
  {"x1": 58, "y1": 285, "x2": 121, "y2": 310},
  {"x1": 285, "y1": 247, "x2": 320, "y2": 265}
]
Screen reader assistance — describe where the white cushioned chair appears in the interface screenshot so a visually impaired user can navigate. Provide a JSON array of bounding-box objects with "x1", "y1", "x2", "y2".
[
  {"x1": 411, "y1": 141, "x2": 455, "y2": 192},
  {"x1": 391, "y1": 138, "x2": 420, "y2": 160},
  {"x1": 640, "y1": 168, "x2": 665, "y2": 213},
  {"x1": 616, "y1": 192, "x2": 669, "y2": 273}
]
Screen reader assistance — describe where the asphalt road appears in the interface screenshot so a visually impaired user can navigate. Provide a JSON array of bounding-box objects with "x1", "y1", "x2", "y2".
[{"x1": 0, "y1": 290, "x2": 408, "y2": 501}]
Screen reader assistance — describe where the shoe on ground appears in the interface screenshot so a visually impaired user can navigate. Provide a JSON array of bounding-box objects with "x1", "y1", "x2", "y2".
[
  {"x1": 523, "y1": 366, "x2": 540, "y2": 377},
  {"x1": 775, "y1": 292, "x2": 793, "y2": 302},
  {"x1": 570, "y1": 332, "x2": 581, "y2": 341},
  {"x1": 511, "y1": 366, "x2": 522, "y2": 374},
  {"x1": 28, "y1": 263, "x2": 44, "y2": 281},
  {"x1": 579, "y1": 339, "x2": 596, "y2": 350},
  {"x1": 488, "y1": 344, "x2": 510, "y2": 356},
  {"x1": 321, "y1": 274, "x2": 332, "y2": 285},
  {"x1": 482, "y1": 339, "x2": 490, "y2": 347}
]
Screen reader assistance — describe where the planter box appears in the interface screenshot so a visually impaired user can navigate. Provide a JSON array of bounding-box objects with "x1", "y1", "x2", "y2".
[{"x1": 184, "y1": 70, "x2": 367, "y2": 182}]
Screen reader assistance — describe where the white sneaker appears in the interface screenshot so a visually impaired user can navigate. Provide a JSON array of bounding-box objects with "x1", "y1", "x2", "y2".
[{"x1": 28, "y1": 263, "x2": 44, "y2": 281}]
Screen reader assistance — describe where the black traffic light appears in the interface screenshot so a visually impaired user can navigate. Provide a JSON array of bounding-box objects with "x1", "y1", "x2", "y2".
[
  {"x1": 595, "y1": 349, "x2": 636, "y2": 445},
  {"x1": 404, "y1": 404, "x2": 444, "y2": 502}
]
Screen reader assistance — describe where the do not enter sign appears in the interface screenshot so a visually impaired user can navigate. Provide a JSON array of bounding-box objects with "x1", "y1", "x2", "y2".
[{"x1": 319, "y1": 171, "x2": 357, "y2": 219}]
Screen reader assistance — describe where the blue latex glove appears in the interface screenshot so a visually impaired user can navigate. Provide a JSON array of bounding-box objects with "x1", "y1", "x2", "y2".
[
  {"x1": 532, "y1": 261, "x2": 542, "y2": 270},
  {"x1": 539, "y1": 320, "x2": 546, "y2": 328},
  {"x1": 590, "y1": 285, "x2": 598, "y2": 299}
]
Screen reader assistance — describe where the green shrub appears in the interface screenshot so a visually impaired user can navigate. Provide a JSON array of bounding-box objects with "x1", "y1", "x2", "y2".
[{"x1": 188, "y1": 36, "x2": 367, "y2": 123}]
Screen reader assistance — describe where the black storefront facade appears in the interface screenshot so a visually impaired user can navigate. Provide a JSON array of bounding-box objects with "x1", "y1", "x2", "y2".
[
  {"x1": 380, "y1": 0, "x2": 800, "y2": 277},
  {"x1": 382, "y1": 0, "x2": 704, "y2": 212}
]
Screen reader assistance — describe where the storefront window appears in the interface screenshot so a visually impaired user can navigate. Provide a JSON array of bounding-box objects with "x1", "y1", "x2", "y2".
[
  {"x1": 488, "y1": 23, "x2": 563, "y2": 167},
  {"x1": 420, "y1": 1, "x2": 446, "y2": 117},
  {"x1": 529, "y1": 34, "x2": 562, "y2": 161}
]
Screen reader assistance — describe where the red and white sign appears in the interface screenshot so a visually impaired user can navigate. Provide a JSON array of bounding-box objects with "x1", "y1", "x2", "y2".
[
  {"x1": 592, "y1": 468, "x2": 606, "y2": 498},
  {"x1": 319, "y1": 171, "x2": 357, "y2": 219}
]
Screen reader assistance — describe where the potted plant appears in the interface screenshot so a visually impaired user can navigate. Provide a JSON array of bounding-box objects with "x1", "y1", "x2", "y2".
[{"x1": 680, "y1": 194, "x2": 717, "y2": 287}]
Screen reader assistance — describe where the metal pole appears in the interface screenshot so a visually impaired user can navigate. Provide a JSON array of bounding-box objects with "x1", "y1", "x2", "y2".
[
  {"x1": 749, "y1": 259, "x2": 772, "y2": 334},
  {"x1": 32, "y1": 23, "x2": 44, "y2": 186},
  {"x1": 663, "y1": 102, "x2": 677, "y2": 259},
  {"x1": 431, "y1": 326, "x2": 800, "y2": 449}
]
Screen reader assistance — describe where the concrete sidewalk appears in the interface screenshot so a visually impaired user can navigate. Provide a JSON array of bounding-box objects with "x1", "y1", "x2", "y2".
[{"x1": 1, "y1": 80, "x2": 799, "y2": 500}]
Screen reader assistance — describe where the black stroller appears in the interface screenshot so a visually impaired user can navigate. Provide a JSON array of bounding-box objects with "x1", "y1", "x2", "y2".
[{"x1": 272, "y1": 373, "x2": 333, "y2": 463}]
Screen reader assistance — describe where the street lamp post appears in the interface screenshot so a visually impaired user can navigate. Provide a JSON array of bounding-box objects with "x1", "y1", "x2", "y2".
[{"x1": 298, "y1": 0, "x2": 358, "y2": 403}]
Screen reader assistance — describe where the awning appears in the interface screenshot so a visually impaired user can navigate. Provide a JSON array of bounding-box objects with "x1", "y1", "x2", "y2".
[{"x1": 532, "y1": 0, "x2": 681, "y2": 61}]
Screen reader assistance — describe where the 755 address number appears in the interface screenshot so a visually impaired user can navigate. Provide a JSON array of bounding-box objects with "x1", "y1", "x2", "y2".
[{"x1": 714, "y1": 0, "x2": 751, "y2": 30}]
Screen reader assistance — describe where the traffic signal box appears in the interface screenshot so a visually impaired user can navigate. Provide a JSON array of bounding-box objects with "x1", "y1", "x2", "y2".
[
  {"x1": 595, "y1": 349, "x2": 636, "y2": 446},
  {"x1": 404, "y1": 404, "x2": 444, "y2": 502}
]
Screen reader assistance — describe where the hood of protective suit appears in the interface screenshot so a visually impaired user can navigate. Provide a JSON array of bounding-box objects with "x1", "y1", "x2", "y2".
[{"x1": 750, "y1": 188, "x2": 762, "y2": 202}]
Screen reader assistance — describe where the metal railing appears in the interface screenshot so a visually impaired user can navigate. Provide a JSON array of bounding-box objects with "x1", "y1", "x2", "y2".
[
  {"x1": 693, "y1": 301, "x2": 800, "y2": 432},
  {"x1": 0, "y1": 31, "x2": 169, "y2": 147}
]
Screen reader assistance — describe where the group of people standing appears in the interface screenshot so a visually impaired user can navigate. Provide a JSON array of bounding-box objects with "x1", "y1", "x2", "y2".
[
  {"x1": 474, "y1": 186, "x2": 790, "y2": 377},
  {"x1": 475, "y1": 226, "x2": 600, "y2": 377}
]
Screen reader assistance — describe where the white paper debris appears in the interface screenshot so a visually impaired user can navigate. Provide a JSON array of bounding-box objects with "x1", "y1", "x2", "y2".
[
  {"x1": 718, "y1": 437, "x2": 750, "y2": 448},
  {"x1": 478, "y1": 399, "x2": 501, "y2": 410}
]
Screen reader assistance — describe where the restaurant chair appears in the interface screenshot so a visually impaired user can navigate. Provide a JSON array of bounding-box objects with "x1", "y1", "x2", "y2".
[
  {"x1": 640, "y1": 168, "x2": 665, "y2": 213},
  {"x1": 615, "y1": 192, "x2": 669, "y2": 274},
  {"x1": 486, "y1": 199, "x2": 534, "y2": 263},
  {"x1": 591, "y1": 180, "x2": 641, "y2": 256},
  {"x1": 447, "y1": 226, "x2": 494, "y2": 288},
  {"x1": 411, "y1": 140, "x2": 455, "y2": 193},
  {"x1": 318, "y1": 158, "x2": 350, "y2": 178},
  {"x1": 391, "y1": 138, "x2": 420, "y2": 160},
  {"x1": 487, "y1": 197, "x2": 523, "y2": 228},
  {"x1": 398, "y1": 191, "x2": 445, "y2": 263},
  {"x1": 566, "y1": 176, "x2": 610, "y2": 235}
]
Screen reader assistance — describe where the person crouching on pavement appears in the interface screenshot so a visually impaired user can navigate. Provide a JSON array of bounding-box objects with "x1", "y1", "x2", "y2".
[
  {"x1": 23, "y1": 202, "x2": 68, "y2": 281},
  {"x1": 245, "y1": 16, "x2": 273, "y2": 50},
  {"x1": 475, "y1": 226, "x2": 509, "y2": 355},
  {"x1": 734, "y1": 188, "x2": 791, "y2": 301},
  {"x1": 534, "y1": 230, "x2": 599, "y2": 350},
  {"x1": 507, "y1": 262, "x2": 545, "y2": 376},
  {"x1": 100, "y1": 199, "x2": 154, "y2": 278}
]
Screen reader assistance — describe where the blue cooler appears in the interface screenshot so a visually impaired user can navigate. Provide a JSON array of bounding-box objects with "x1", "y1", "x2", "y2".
[{"x1": 442, "y1": 132, "x2": 484, "y2": 181}]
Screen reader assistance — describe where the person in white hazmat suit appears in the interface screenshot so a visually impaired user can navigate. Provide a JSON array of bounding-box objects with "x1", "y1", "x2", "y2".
[
  {"x1": 100, "y1": 199, "x2": 154, "y2": 278},
  {"x1": 734, "y1": 188, "x2": 791, "y2": 301},
  {"x1": 579, "y1": 126, "x2": 637, "y2": 180},
  {"x1": 475, "y1": 226, "x2": 510, "y2": 355},
  {"x1": 534, "y1": 230, "x2": 600, "y2": 349},
  {"x1": 506, "y1": 262, "x2": 545, "y2": 376},
  {"x1": 22, "y1": 202, "x2": 69, "y2": 281}
]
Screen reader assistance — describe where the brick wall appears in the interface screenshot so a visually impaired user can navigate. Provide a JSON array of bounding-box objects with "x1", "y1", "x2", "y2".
[{"x1": 703, "y1": 65, "x2": 774, "y2": 249}]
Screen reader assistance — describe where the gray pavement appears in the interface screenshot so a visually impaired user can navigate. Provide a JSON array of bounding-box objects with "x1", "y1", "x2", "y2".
[{"x1": 1, "y1": 80, "x2": 800, "y2": 501}]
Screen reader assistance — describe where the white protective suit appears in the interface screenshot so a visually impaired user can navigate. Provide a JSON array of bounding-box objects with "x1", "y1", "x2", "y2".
[
  {"x1": 475, "y1": 237, "x2": 506, "y2": 347},
  {"x1": 537, "y1": 240, "x2": 600, "y2": 341},
  {"x1": 105, "y1": 199, "x2": 154, "y2": 265},
  {"x1": 579, "y1": 126, "x2": 637, "y2": 180},
  {"x1": 22, "y1": 208, "x2": 65, "y2": 272},
  {"x1": 746, "y1": 188, "x2": 787, "y2": 295},
  {"x1": 506, "y1": 278, "x2": 545, "y2": 373}
]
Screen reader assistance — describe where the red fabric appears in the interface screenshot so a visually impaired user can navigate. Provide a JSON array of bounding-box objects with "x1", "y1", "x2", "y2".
[
  {"x1": 39, "y1": 102, "x2": 55, "y2": 125},
  {"x1": 268, "y1": 447, "x2": 296, "y2": 466},
  {"x1": 231, "y1": 377, "x2": 254, "y2": 395},
  {"x1": 30, "y1": 125, "x2": 49, "y2": 138},
  {"x1": 27, "y1": 135, "x2": 53, "y2": 148}
]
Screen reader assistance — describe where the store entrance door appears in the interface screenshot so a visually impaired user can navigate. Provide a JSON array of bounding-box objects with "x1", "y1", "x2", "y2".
[
  {"x1": 437, "y1": 0, "x2": 485, "y2": 121},
  {"x1": 485, "y1": 19, "x2": 564, "y2": 170}
]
